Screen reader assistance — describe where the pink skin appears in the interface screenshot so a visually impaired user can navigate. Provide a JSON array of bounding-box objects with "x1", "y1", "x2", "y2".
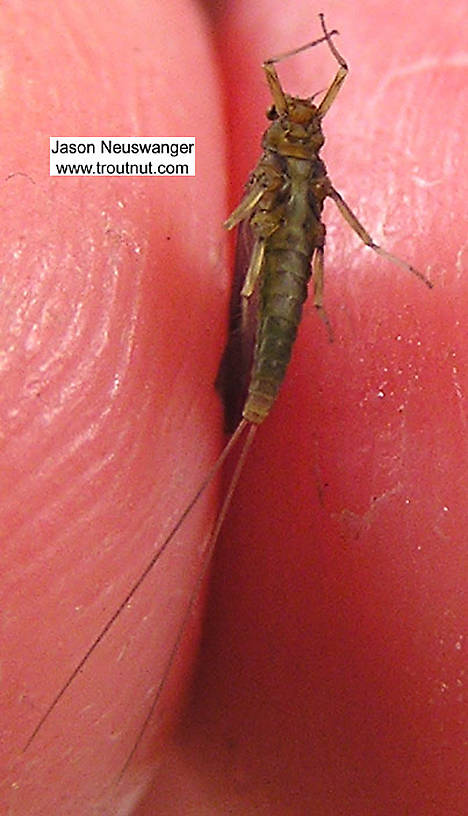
[
  {"x1": 1, "y1": 1, "x2": 465, "y2": 815},
  {"x1": 139, "y1": 2, "x2": 467, "y2": 815},
  {"x1": 1, "y1": 1, "x2": 226, "y2": 814}
]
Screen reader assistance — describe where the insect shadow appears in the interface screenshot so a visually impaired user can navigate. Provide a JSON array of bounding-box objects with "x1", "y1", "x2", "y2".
[{"x1": 24, "y1": 13, "x2": 432, "y2": 780}]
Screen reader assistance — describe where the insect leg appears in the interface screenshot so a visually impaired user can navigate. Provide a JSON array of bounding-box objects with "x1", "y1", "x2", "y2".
[
  {"x1": 263, "y1": 23, "x2": 339, "y2": 116},
  {"x1": 328, "y1": 186, "x2": 433, "y2": 288},
  {"x1": 262, "y1": 61, "x2": 289, "y2": 116},
  {"x1": 316, "y1": 13, "x2": 348, "y2": 118},
  {"x1": 224, "y1": 183, "x2": 267, "y2": 230},
  {"x1": 241, "y1": 239, "x2": 265, "y2": 298},
  {"x1": 312, "y1": 245, "x2": 334, "y2": 341}
]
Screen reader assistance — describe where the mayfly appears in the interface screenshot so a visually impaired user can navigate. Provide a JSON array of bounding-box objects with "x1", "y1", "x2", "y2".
[{"x1": 25, "y1": 13, "x2": 432, "y2": 776}]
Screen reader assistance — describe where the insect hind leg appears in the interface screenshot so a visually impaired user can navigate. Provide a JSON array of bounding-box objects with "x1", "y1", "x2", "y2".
[{"x1": 312, "y1": 245, "x2": 334, "y2": 342}]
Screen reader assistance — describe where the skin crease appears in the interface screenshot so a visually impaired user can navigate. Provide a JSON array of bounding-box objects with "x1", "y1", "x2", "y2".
[
  {"x1": 138, "y1": 1, "x2": 467, "y2": 815},
  {"x1": 0, "y1": 2, "x2": 465, "y2": 816},
  {"x1": 1, "y1": 1, "x2": 226, "y2": 814}
]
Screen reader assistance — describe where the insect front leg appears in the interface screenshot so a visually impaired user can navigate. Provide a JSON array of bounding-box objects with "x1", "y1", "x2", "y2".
[
  {"x1": 224, "y1": 157, "x2": 286, "y2": 231},
  {"x1": 316, "y1": 13, "x2": 348, "y2": 119},
  {"x1": 262, "y1": 61, "x2": 288, "y2": 116},
  {"x1": 328, "y1": 186, "x2": 433, "y2": 288},
  {"x1": 262, "y1": 16, "x2": 342, "y2": 115},
  {"x1": 224, "y1": 182, "x2": 268, "y2": 230}
]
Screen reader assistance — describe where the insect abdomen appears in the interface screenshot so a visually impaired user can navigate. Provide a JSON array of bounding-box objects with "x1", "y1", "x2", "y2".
[{"x1": 243, "y1": 248, "x2": 311, "y2": 424}]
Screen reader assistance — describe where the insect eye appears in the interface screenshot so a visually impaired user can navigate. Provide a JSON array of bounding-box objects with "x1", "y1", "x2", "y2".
[{"x1": 266, "y1": 105, "x2": 278, "y2": 120}]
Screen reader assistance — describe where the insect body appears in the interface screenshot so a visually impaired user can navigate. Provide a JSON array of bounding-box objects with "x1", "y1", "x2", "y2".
[
  {"x1": 25, "y1": 13, "x2": 432, "y2": 779},
  {"x1": 218, "y1": 14, "x2": 431, "y2": 433}
]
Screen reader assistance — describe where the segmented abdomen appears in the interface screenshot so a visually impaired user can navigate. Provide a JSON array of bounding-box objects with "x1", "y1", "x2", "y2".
[{"x1": 243, "y1": 248, "x2": 312, "y2": 424}]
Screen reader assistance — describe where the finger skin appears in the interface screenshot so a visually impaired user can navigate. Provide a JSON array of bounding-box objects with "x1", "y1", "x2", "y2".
[
  {"x1": 0, "y1": 1, "x2": 226, "y2": 813},
  {"x1": 142, "y1": 1, "x2": 467, "y2": 814}
]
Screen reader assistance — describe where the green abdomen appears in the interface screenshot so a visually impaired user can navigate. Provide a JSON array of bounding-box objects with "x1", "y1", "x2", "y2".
[{"x1": 243, "y1": 248, "x2": 312, "y2": 424}]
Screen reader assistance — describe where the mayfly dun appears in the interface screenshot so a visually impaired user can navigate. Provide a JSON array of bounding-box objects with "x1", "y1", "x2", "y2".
[{"x1": 25, "y1": 13, "x2": 432, "y2": 777}]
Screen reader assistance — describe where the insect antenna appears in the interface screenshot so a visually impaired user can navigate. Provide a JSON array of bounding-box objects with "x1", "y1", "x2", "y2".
[
  {"x1": 264, "y1": 23, "x2": 339, "y2": 67},
  {"x1": 118, "y1": 420, "x2": 258, "y2": 780},
  {"x1": 24, "y1": 418, "x2": 252, "y2": 752}
]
